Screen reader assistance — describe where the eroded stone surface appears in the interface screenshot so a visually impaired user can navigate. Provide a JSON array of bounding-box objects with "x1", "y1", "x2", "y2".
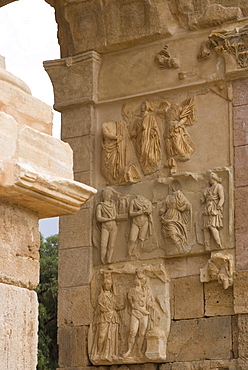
[
  {"x1": 234, "y1": 271, "x2": 248, "y2": 314},
  {"x1": 173, "y1": 275, "x2": 204, "y2": 319},
  {"x1": 0, "y1": 283, "x2": 38, "y2": 369},
  {"x1": 167, "y1": 316, "x2": 232, "y2": 362},
  {"x1": 204, "y1": 281, "x2": 234, "y2": 316}
]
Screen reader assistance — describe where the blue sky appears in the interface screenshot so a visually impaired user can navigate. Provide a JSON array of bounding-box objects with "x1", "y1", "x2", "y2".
[{"x1": 0, "y1": 0, "x2": 60, "y2": 237}]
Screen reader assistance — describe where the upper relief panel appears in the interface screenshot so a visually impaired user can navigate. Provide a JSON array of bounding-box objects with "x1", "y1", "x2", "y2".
[
  {"x1": 97, "y1": 88, "x2": 231, "y2": 188},
  {"x1": 53, "y1": 0, "x2": 244, "y2": 57}
]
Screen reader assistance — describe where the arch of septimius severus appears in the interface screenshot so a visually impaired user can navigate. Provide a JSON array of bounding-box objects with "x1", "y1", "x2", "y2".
[{"x1": 1, "y1": 0, "x2": 248, "y2": 369}]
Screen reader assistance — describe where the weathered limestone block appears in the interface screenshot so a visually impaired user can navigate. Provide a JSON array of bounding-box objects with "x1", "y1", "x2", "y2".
[
  {"x1": 160, "y1": 359, "x2": 238, "y2": 370},
  {"x1": 237, "y1": 314, "x2": 248, "y2": 360},
  {"x1": 0, "y1": 112, "x2": 96, "y2": 218},
  {"x1": 233, "y1": 105, "x2": 248, "y2": 147},
  {"x1": 235, "y1": 229, "x2": 248, "y2": 271},
  {"x1": 44, "y1": 52, "x2": 102, "y2": 111},
  {"x1": 173, "y1": 276, "x2": 204, "y2": 319},
  {"x1": 58, "y1": 326, "x2": 90, "y2": 368},
  {"x1": 0, "y1": 283, "x2": 38, "y2": 369},
  {"x1": 59, "y1": 208, "x2": 92, "y2": 249},
  {"x1": 204, "y1": 281, "x2": 234, "y2": 316},
  {"x1": 0, "y1": 110, "x2": 72, "y2": 177},
  {"x1": 58, "y1": 247, "x2": 93, "y2": 288},
  {"x1": 232, "y1": 78, "x2": 248, "y2": 106},
  {"x1": 64, "y1": 135, "x2": 94, "y2": 174},
  {"x1": 167, "y1": 316, "x2": 232, "y2": 362},
  {"x1": 234, "y1": 146, "x2": 248, "y2": 188},
  {"x1": 233, "y1": 271, "x2": 248, "y2": 314},
  {"x1": 235, "y1": 187, "x2": 248, "y2": 269},
  {"x1": 169, "y1": 0, "x2": 242, "y2": 30},
  {"x1": 61, "y1": 105, "x2": 96, "y2": 139},
  {"x1": 0, "y1": 58, "x2": 52, "y2": 134},
  {"x1": 165, "y1": 255, "x2": 210, "y2": 279},
  {"x1": 58, "y1": 285, "x2": 92, "y2": 327},
  {"x1": 235, "y1": 187, "x2": 248, "y2": 232},
  {"x1": 54, "y1": 0, "x2": 176, "y2": 57}
]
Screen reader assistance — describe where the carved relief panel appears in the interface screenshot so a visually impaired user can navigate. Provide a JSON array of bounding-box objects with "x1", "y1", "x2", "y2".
[
  {"x1": 93, "y1": 168, "x2": 233, "y2": 265},
  {"x1": 99, "y1": 86, "x2": 231, "y2": 188},
  {"x1": 88, "y1": 262, "x2": 170, "y2": 365},
  {"x1": 100, "y1": 95, "x2": 199, "y2": 185}
]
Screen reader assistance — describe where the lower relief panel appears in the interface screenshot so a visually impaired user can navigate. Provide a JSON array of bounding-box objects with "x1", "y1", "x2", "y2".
[{"x1": 88, "y1": 261, "x2": 170, "y2": 365}]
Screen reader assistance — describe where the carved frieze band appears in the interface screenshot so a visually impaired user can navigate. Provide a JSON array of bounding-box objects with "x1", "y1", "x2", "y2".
[{"x1": 93, "y1": 168, "x2": 232, "y2": 265}]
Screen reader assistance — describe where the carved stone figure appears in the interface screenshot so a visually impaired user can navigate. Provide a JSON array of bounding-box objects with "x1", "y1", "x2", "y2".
[
  {"x1": 165, "y1": 97, "x2": 196, "y2": 164},
  {"x1": 101, "y1": 121, "x2": 141, "y2": 185},
  {"x1": 128, "y1": 195, "x2": 153, "y2": 258},
  {"x1": 89, "y1": 277, "x2": 124, "y2": 363},
  {"x1": 132, "y1": 101, "x2": 161, "y2": 175},
  {"x1": 96, "y1": 188, "x2": 118, "y2": 264},
  {"x1": 200, "y1": 252, "x2": 234, "y2": 289},
  {"x1": 101, "y1": 121, "x2": 127, "y2": 183},
  {"x1": 123, "y1": 272, "x2": 155, "y2": 359},
  {"x1": 201, "y1": 172, "x2": 224, "y2": 251},
  {"x1": 155, "y1": 44, "x2": 180, "y2": 69},
  {"x1": 160, "y1": 180, "x2": 192, "y2": 254}
]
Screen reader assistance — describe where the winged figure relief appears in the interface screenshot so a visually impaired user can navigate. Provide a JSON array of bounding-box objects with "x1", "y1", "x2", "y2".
[{"x1": 165, "y1": 97, "x2": 196, "y2": 162}]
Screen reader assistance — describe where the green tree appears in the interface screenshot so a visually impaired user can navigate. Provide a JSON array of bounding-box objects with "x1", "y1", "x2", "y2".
[{"x1": 36, "y1": 234, "x2": 58, "y2": 370}]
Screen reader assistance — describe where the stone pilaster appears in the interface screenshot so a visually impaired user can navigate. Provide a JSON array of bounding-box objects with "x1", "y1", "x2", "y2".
[{"x1": 45, "y1": 52, "x2": 100, "y2": 368}]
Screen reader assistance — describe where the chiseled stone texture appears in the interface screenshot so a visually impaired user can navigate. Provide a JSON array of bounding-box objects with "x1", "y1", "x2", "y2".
[
  {"x1": 166, "y1": 255, "x2": 210, "y2": 279},
  {"x1": 64, "y1": 135, "x2": 94, "y2": 174},
  {"x1": 232, "y1": 78, "x2": 248, "y2": 107},
  {"x1": 0, "y1": 72, "x2": 53, "y2": 135},
  {"x1": 233, "y1": 271, "x2": 248, "y2": 314},
  {"x1": 233, "y1": 105, "x2": 248, "y2": 147},
  {"x1": 0, "y1": 201, "x2": 39, "y2": 289},
  {"x1": 0, "y1": 283, "x2": 38, "y2": 369},
  {"x1": 235, "y1": 187, "x2": 248, "y2": 270},
  {"x1": 58, "y1": 247, "x2": 92, "y2": 288},
  {"x1": 167, "y1": 316, "x2": 232, "y2": 362},
  {"x1": 44, "y1": 52, "x2": 101, "y2": 111},
  {"x1": 58, "y1": 285, "x2": 92, "y2": 327},
  {"x1": 160, "y1": 359, "x2": 238, "y2": 370},
  {"x1": 55, "y1": 0, "x2": 175, "y2": 57},
  {"x1": 237, "y1": 314, "x2": 248, "y2": 360},
  {"x1": 173, "y1": 276, "x2": 204, "y2": 319},
  {"x1": 234, "y1": 145, "x2": 248, "y2": 188},
  {"x1": 204, "y1": 281, "x2": 234, "y2": 317},
  {"x1": 0, "y1": 111, "x2": 74, "y2": 180},
  {"x1": 58, "y1": 326, "x2": 90, "y2": 367},
  {"x1": 59, "y1": 208, "x2": 92, "y2": 249},
  {"x1": 233, "y1": 78, "x2": 248, "y2": 272},
  {"x1": 61, "y1": 105, "x2": 96, "y2": 139},
  {"x1": 58, "y1": 366, "x2": 158, "y2": 370}
]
